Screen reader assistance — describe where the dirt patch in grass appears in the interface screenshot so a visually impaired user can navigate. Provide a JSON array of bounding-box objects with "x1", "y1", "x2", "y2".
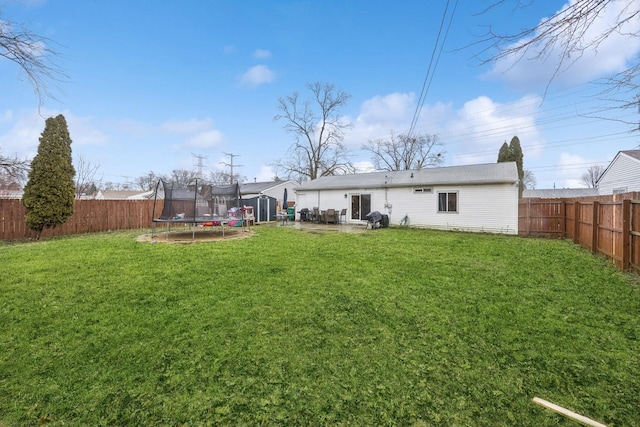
[{"x1": 136, "y1": 227, "x2": 254, "y2": 244}]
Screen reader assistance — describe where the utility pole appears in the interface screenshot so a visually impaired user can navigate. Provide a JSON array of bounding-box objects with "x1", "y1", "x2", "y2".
[
  {"x1": 220, "y1": 152, "x2": 243, "y2": 184},
  {"x1": 192, "y1": 153, "x2": 208, "y2": 178}
]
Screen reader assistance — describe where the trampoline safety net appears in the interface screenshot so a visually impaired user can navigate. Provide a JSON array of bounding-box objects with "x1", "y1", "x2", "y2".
[{"x1": 152, "y1": 179, "x2": 244, "y2": 223}]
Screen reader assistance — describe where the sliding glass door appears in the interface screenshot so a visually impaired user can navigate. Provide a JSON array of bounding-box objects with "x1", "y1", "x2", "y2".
[{"x1": 351, "y1": 194, "x2": 371, "y2": 220}]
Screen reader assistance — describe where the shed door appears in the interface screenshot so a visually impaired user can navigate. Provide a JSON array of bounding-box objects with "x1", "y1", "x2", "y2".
[{"x1": 351, "y1": 194, "x2": 371, "y2": 220}]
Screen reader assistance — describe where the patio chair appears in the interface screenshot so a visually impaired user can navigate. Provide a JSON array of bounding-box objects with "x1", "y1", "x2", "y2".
[
  {"x1": 243, "y1": 205, "x2": 255, "y2": 226},
  {"x1": 312, "y1": 207, "x2": 320, "y2": 223},
  {"x1": 339, "y1": 208, "x2": 347, "y2": 224},
  {"x1": 325, "y1": 208, "x2": 338, "y2": 224}
]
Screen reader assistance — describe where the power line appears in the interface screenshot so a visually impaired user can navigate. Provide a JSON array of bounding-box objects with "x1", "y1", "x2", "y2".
[
  {"x1": 220, "y1": 152, "x2": 243, "y2": 184},
  {"x1": 191, "y1": 153, "x2": 208, "y2": 178},
  {"x1": 407, "y1": 0, "x2": 458, "y2": 138}
]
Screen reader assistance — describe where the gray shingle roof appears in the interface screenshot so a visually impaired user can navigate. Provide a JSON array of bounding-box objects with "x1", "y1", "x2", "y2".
[
  {"x1": 297, "y1": 162, "x2": 518, "y2": 191},
  {"x1": 523, "y1": 188, "x2": 600, "y2": 199},
  {"x1": 621, "y1": 149, "x2": 640, "y2": 161},
  {"x1": 240, "y1": 181, "x2": 287, "y2": 194}
]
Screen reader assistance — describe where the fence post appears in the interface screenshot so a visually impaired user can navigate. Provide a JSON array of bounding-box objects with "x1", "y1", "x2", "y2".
[
  {"x1": 560, "y1": 201, "x2": 566, "y2": 238},
  {"x1": 591, "y1": 201, "x2": 599, "y2": 254},
  {"x1": 525, "y1": 199, "x2": 530, "y2": 236},
  {"x1": 573, "y1": 201, "x2": 580, "y2": 244},
  {"x1": 622, "y1": 199, "x2": 631, "y2": 271}
]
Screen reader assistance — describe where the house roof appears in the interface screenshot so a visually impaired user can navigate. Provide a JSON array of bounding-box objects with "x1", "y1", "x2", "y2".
[
  {"x1": 596, "y1": 149, "x2": 640, "y2": 186},
  {"x1": 621, "y1": 149, "x2": 640, "y2": 161},
  {"x1": 523, "y1": 188, "x2": 600, "y2": 199},
  {"x1": 296, "y1": 162, "x2": 518, "y2": 191},
  {"x1": 240, "y1": 180, "x2": 295, "y2": 194},
  {"x1": 95, "y1": 190, "x2": 153, "y2": 200}
]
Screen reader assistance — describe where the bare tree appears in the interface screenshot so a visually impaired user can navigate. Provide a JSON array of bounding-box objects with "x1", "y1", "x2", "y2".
[
  {"x1": 0, "y1": 149, "x2": 29, "y2": 182},
  {"x1": 1, "y1": 9, "x2": 64, "y2": 185},
  {"x1": 134, "y1": 171, "x2": 161, "y2": 191},
  {"x1": 274, "y1": 81, "x2": 354, "y2": 181},
  {"x1": 208, "y1": 169, "x2": 246, "y2": 185},
  {"x1": 581, "y1": 164, "x2": 605, "y2": 188},
  {"x1": 74, "y1": 155, "x2": 100, "y2": 198},
  {"x1": 523, "y1": 169, "x2": 537, "y2": 190},
  {"x1": 168, "y1": 169, "x2": 199, "y2": 187},
  {"x1": 0, "y1": 168, "x2": 23, "y2": 196},
  {"x1": 0, "y1": 9, "x2": 65, "y2": 105},
  {"x1": 478, "y1": 1, "x2": 639, "y2": 127},
  {"x1": 363, "y1": 132, "x2": 444, "y2": 171}
]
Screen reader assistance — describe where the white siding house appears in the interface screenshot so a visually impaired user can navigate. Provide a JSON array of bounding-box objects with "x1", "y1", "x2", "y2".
[
  {"x1": 597, "y1": 150, "x2": 640, "y2": 195},
  {"x1": 296, "y1": 162, "x2": 519, "y2": 235}
]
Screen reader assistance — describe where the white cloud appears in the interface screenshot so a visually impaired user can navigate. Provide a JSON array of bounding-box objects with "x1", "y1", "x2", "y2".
[
  {"x1": 344, "y1": 92, "x2": 417, "y2": 147},
  {"x1": 347, "y1": 92, "x2": 544, "y2": 169},
  {"x1": 185, "y1": 130, "x2": 224, "y2": 149},
  {"x1": 353, "y1": 160, "x2": 375, "y2": 173},
  {"x1": 160, "y1": 118, "x2": 224, "y2": 149},
  {"x1": 556, "y1": 152, "x2": 592, "y2": 188},
  {"x1": 253, "y1": 49, "x2": 272, "y2": 59},
  {"x1": 65, "y1": 113, "x2": 110, "y2": 147},
  {"x1": 113, "y1": 119, "x2": 154, "y2": 137},
  {"x1": 161, "y1": 118, "x2": 214, "y2": 134},
  {"x1": 0, "y1": 109, "x2": 110, "y2": 163},
  {"x1": 0, "y1": 110, "x2": 42, "y2": 159},
  {"x1": 238, "y1": 65, "x2": 275, "y2": 87},
  {"x1": 445, "y1": 95, "x2": 544, "y2": 165},
  {"x1": 485, "y1": 0, "x2": 640, "y2": 90},
  {"x1": 255, "y1": 165, "x2": 275, "y2": 182},
  {"x1": 554, "y1": 151, "x2": 614, "y2": 189}
]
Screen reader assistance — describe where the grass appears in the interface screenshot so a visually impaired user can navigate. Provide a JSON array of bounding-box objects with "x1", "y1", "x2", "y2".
[{"x1": 1, "y1": 226, "x2": 639, "y2": 426}]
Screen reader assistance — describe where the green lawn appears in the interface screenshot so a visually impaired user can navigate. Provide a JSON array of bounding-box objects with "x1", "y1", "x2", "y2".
[{"x1": 1, "y1": 226, "x2": 639, "y2": 426}]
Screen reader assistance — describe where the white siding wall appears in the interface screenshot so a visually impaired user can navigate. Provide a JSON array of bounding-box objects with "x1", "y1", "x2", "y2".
[
  {"x1": 386, "y1": 184, "x2": 518, "y2": 234},
  {"x1": 598, "y1": 155, "x2": 640, "y2": 194},
  {"x1": 262, "y1": 182, "x2": 299, "y2": 206},
  {"x1": 296, "y1": 183, "x2": 519, "y2": 234}
]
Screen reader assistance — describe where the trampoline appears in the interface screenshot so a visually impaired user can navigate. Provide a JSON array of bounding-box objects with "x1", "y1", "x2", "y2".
[{"x1": 151, "y1": 179, "x2": 247, "y2": 240}]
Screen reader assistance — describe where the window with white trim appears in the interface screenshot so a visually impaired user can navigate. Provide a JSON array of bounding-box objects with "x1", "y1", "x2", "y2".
[{"x1": 438, "y1": 192, "x2": 457, "y2": 213}]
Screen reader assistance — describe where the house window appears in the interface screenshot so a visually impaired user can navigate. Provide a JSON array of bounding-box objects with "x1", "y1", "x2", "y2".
[
  {"x1": 413, "y1": 187, "x2": 432, "y2": 194},
  {"x1": 438, "y1": 192, "x2": 457, "y2": 213},
  {"x1": 613, "y1": 187, "x2": 627, "y2": 194}
]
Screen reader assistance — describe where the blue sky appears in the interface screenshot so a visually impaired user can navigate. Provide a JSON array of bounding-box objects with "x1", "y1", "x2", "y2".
[{"x1": 1, "y1": 0, "x2": 639, "y2": 189}]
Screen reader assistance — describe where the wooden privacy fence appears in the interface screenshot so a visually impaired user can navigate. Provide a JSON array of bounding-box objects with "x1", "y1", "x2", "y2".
[
  {"x1": 0, "y1": 199, "x2": 162, "y2": 241},
  {"x1": 519, "y1": 192, "x2": 640, "y2": 272}
]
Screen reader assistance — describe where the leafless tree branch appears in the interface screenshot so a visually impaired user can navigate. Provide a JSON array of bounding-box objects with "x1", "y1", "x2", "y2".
[
  {"x1": 74, "y1": 155, "x2": 100, "y2": 198},
  {"x1": 0, "y1": 9, "x2": 66, "y2": 106},
  {"x1": 363, "y1": 132, "x2": 445, "y2": 171},
  {"x1": 474, "y1": 0, "x2": 639, "y2": 121},
  {"x1": 274, "y1": 81, "x2": 353, "y2": 180}
]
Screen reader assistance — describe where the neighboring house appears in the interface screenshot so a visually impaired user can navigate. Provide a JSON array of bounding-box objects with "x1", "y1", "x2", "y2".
[
  {"x1": 596, "y1": 149, "x2": 640, "y2": 195},
  {"x1": 240, "y1": 180, "x2": 299, "y2": 206},
  {"x1": 239, "y1": 180, "x2": 299, "y2": 223},
  {"x1": 0, "y1": 189, "x2": 23, "y2": 199},
  {"x1": 295, "y1": 162, "x2": 519, "y2": 235},
  {"x1": 523, "y1": 188, "x2": 600, "y2": 199},
  {"x1": 94, "y1": 190, "x2": 155, "y2": 200}
]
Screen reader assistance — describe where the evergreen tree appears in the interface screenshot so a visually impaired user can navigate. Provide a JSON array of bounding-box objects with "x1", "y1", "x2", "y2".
[
  {"x1": 497, "y1": 136, "x2": 525, "y2": 198},
  {"x1": 497, "y1": 142, "x2": 510, "y2": 163},
  {"x1": 22, "y1": 115, "x2": 75, "y2": 239}
]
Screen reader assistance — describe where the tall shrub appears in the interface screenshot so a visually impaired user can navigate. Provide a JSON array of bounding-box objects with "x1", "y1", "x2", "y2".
[
  {"x1": 22, "y1": 114, "x2": 75, "y2": 239},
  {"x1": 497, "y1": 136, "x2": 524, "y2": 198}
]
